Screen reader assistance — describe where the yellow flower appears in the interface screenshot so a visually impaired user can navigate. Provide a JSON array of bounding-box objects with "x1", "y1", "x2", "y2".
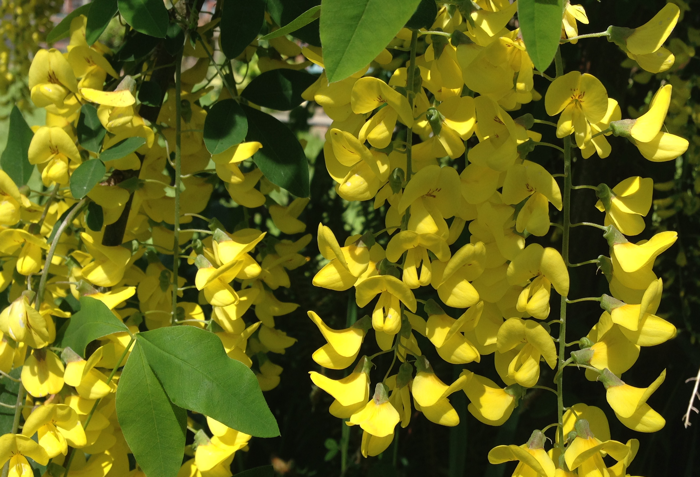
[
  {"x1": 464, "y1": 371, "x2": 523, "y2": 426},
  {"x1": 562, "y1": 3, "x2": 589, "y2": 43},
  {"x1": 64, "y1": 347, "x2": 117, "y2": 400},
  {"x1": 0, "y1": 170, "x2": 26, "y2": 226},
  {"x1": 411, "y1": 357, "x2": 468, "y2": 426},
  {"x1": 348, "y1": 383, "x2": 401, "y2": 438},
  {"x1": 610, "y1": 85, "x2": 689, "y2": 162},
  {"x1": 22, "y1": 404, "x2": 87, "y2": 458},
  {"x1": 545, "y1": 71, "x2": 609, "y2": 147},
  {"x1": 0, "y1": 229, "x2": 48, "y2": 276},
  {"x1": 269, "y1": 198, "x2": 309, "y2": 235},
  {"x1": 580, "y1": 98, "x2": 621, "y2": 159},
  {"x1": 507, "y1": 244, "x2": 570, "y2": 302},
  {"x1": 352, "y1": 77, "x2": 414, "y2": 148},
  {"x1": 385, "y1": 230, "x2": 451, "y2": 289},
  {"x1": 502, "y1": 160, "x2": 562, "y2": 236},
  {"x1": 488, "y1": 430, "x2": 555, "y2": 477},
  {"x1": 574, "y1": 312, "x2": 640, "y2": 379},
  {"x1": 606, "y1": 227, "x2": 677, "y2": 274},
  {"x1": 0, "y1": 293, "x2": 51, "y2": 348},
  {"x1": 21, "y1": 348, "x2": 64, "y2": 398},
  {"x1": 308, "y1": 311, "x2": 370, "y2": 370},
  {"x1": 80, "y1": 233, "x2": 132, "y2": 287},
  {"x1": 600, "y1": 368, "x2": 666, "y2": 433},
  {"x1": 397, "y1": 165, "x2": 462, "y2": 237},
  {"x1": 564, "y1": 419, "x2": 629, "y2": 476},
  {"x1": 211, "y1": 141, "x2": 262, "y2": 184},
  {"x1": 356, "y1": 275, "x2": 417, "y2": 344},
  {"x1": 594, "y1": 177, "x2": 653, "y2": 236},
  {"x1": 430, "y1": 241, "x2": 485, "y2": 308},
  {"x1": 0, "y1": 434, "x2": 49, "y2": 477},
  {"x1": 195, "y1": 418, "x2": 251, "y2": 473},
  {"x1": 313, "y1": 224, "x2": 371, "y2": 291},
  {"x1": 310, "y1": 356, "x2": 371, "y2": 418},
  {"x1": 424, "y1": 303, "x2": 480, "y2": 364},
  {"x1": 28, "y1": 49, "x2": 78, "y2": 109},
  {"x1": 495, "y1": 318, "x2": 557, "y2": 388},
  {"x1": 618, "y1": 3, "x2": 680, "y2": 73}
]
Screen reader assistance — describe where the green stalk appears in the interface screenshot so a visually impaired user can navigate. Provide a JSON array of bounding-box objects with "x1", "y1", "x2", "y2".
[
  {"x1": 554, "y1": 48, "x2": 570, "y2": 452},
  {"x1": 172, "y1": 46, "x2": 184, "y2": 326}
]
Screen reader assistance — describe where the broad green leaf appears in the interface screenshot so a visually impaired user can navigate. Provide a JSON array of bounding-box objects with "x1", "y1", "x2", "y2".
[
  {"x1": 220, "y1": 0, "x2": 265, "y2": 59},
  {"x1": 138, "y1": 81, "x2": 163, "y2": 107},
  {"x1": 137, "y1": 326, "x2": 279, "y2": 437},
  {"x1": 86, "y1": 0, "x2": 118, "y2": 45},
  {"x1": 0, "y1": 368, "x2": 21, "y2": 435},
  {"x1": 259, "y1": 5, "x2": 320, "y2": 41},
  {"x1": 203, "y1": 99, "x2": 248, "y2": 155},
  {"x1": 267, "y1": 0, "x2": 321, "y2": 46},
  {"x1": 99, "y1": 137, "x2": 147, "y2": 162},
  {"x1": 243, "y1": 105, "x2": 309, "y2": 198},
  {"x1": 46, "y1": 4, "x2": 92, "y2": 43},
  {"x1": 236, "y1": 466, "x2": 275, "y2": 477},
  {"x1": 518, "y1": 0, "x2": 565, "y2": 72},
  {"x1": 241, "y1": 70, "x2": 318, "y2": 110},
  {"x1": 405, "y1": 0, "x2": 438, "y2": 30},
  {"x1": 118, "y1": 0, "x2": 169, "y2": 39},
  {"x1": 77, "y1": 104, "x2": 106, "y2": 154},
  {"x1": 86, "y1": 202, "x2": 104, "y2": 231},
  {"x1": 58, "y1": 296, "x2": 130, "y2": 358},
  {"x1": 117, "y1": 344, "x2": 187, "y2": 477},
  {"x1": 70, "y1": 159, "x2": 106, "y2": 199},
  {"x1": 0, "y1": 106, "x2": 34, "y2": 187},
  {"x1": 320, "y1": 0, "x2": 422, "y2": 82}
]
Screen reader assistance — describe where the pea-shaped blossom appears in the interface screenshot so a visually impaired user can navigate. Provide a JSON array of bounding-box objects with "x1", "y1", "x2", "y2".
[
  {"x1": 348, "y1": 383, "x2": 401, "y2": 457},
  {"x1": 545, "y1": 71, "x2": 609, "y2": 147},
  {"x1": 594, "y1": 177, "x2": 653, "y2": 236},
  {"x1": 310, "y1": 356, "x2": 371, "y2": 419},
  {"x1": 495, "y1": 318, "x2": 557, "y2": 388},
  {"x1": 564, "y1": 419, "x2": 629, "y2": 476},
  {"x1": 488, "y1": 430, "x2": 556, "y2": 477},
  {"x1": 356, "y1": 275, "x2": 417, "y2": 347},
  {"x1": 0, "y1": 434, "x2": 49, "y2": 477},
  {"x1": 28, "y1": 49, "x2": 78, "y2": 108},
  {"x1": 28, "y1": 126, "x2": 81, "y2": 186},
  {"x1": 463, "y1": 371, "x2": 523, "y2": 426},
  {"x1": 313, "y1": 224, "x2": 370, "y2": 291},
  {"x1": 411, "y1": 357, "x2": 468, "y2": 427},
  {"x1": 308, "y1": 311, "x2": 370, "y2": 370},
  {"x1": 600, "y1": 368, "x2": 666, "y2": 433},
  {"x1": 21, "y1": 404, "x2": 87, "y2": 458}
]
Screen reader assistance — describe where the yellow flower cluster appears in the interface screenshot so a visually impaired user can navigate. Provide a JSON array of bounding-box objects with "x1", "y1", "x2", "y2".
[
  {"x1": 306, "y1": 1, "x2": 683, "y2": 472},
  {"x1": 1, "y1": 12, "x2": 310, "y2": 476}
]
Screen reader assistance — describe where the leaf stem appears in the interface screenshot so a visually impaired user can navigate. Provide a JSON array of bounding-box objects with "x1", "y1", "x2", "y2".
[
  {"x1": 566, "y1": 296, "x2": 602, "y2": 304},
  {"x1": 561, "y1": 31, "x2": 611, "y2": 43},
  {"x1": 534, "y1": 142, "x2": 566, "y2": 154},
  {"x1": 533, "y1": 119, "x2": 558, "y2": 127},
  {"x1": 572, "y1": 185, "x2": 598, "y2": 191},
  {"x1": 172, "y1": 47, "x2": 184, "y2": 327},
  {"x1": 570, "y1": 221, "x2": 608, "y2": 231}
]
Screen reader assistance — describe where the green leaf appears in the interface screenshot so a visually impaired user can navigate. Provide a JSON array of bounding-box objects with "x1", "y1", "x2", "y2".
[
  {"x1": 518, "y1": 0, "x2": 564, "y2": 72},
  {"x1": 320, "y1": 0, "x2": 422, "y2": 82},
  {"x1": 241, "y1": 70, "x2": 318, "y2": 110},
  {"x1": 58, "y1": 296, "x2": 130, "y2": 358},
  {"x1": 86, "y1": 202, "x2": 104, "y2": 231},
  {"x1": 220, "y1": 0, "x2": 265, "y2": 59},
  {"x1": 117, "y1": 344, "x2": 187, "y2": 477},
  {"x1": 405, "y1": 0, "x2": 438, "y2": 30},
  {"x1": 244, "y1": 106, "x2": 309, "y2": 197},
  {"x1": 0, "y1": 106, "x2": 35, "y2": 187},
  {"x1": 86, "y1": 0, "x2": 118, "y2": 45},
  {"x1": 259, "y1": 5, "x2": 320, "y2": 41},
  {"x1": 46, "y1": 4, "x2": 92, "y2": 43},
  {"x1": 70, "y1": 159, "x2": 106, "y2": 199},
  {"x1": 118, "y1": 0, "x2": 169, "y2": 38},
  {"x1": 77, "y1": 104, "x2": 106, "y2": 154},
  {"x1": 203, "y1": 99, "x2": 248, "y2": 155},
  {"x1": 0, "y1": 368, "x2": 21, "y2": 435},
  {"x1": 267, "y1": 0, "x2": 321, "y2": 46},
  {"x1": 138, "y1": 81, "x2": 163, "y2": 108},
  {"x1": 99, "y1": 137, "x2": 146, "y2": 162},
  {"x1": 235, "y1": 466, "x2": 275, "y2": 477},
  {"x1": 137, "y1": 326, "x2": 279, "y2": 437}
]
